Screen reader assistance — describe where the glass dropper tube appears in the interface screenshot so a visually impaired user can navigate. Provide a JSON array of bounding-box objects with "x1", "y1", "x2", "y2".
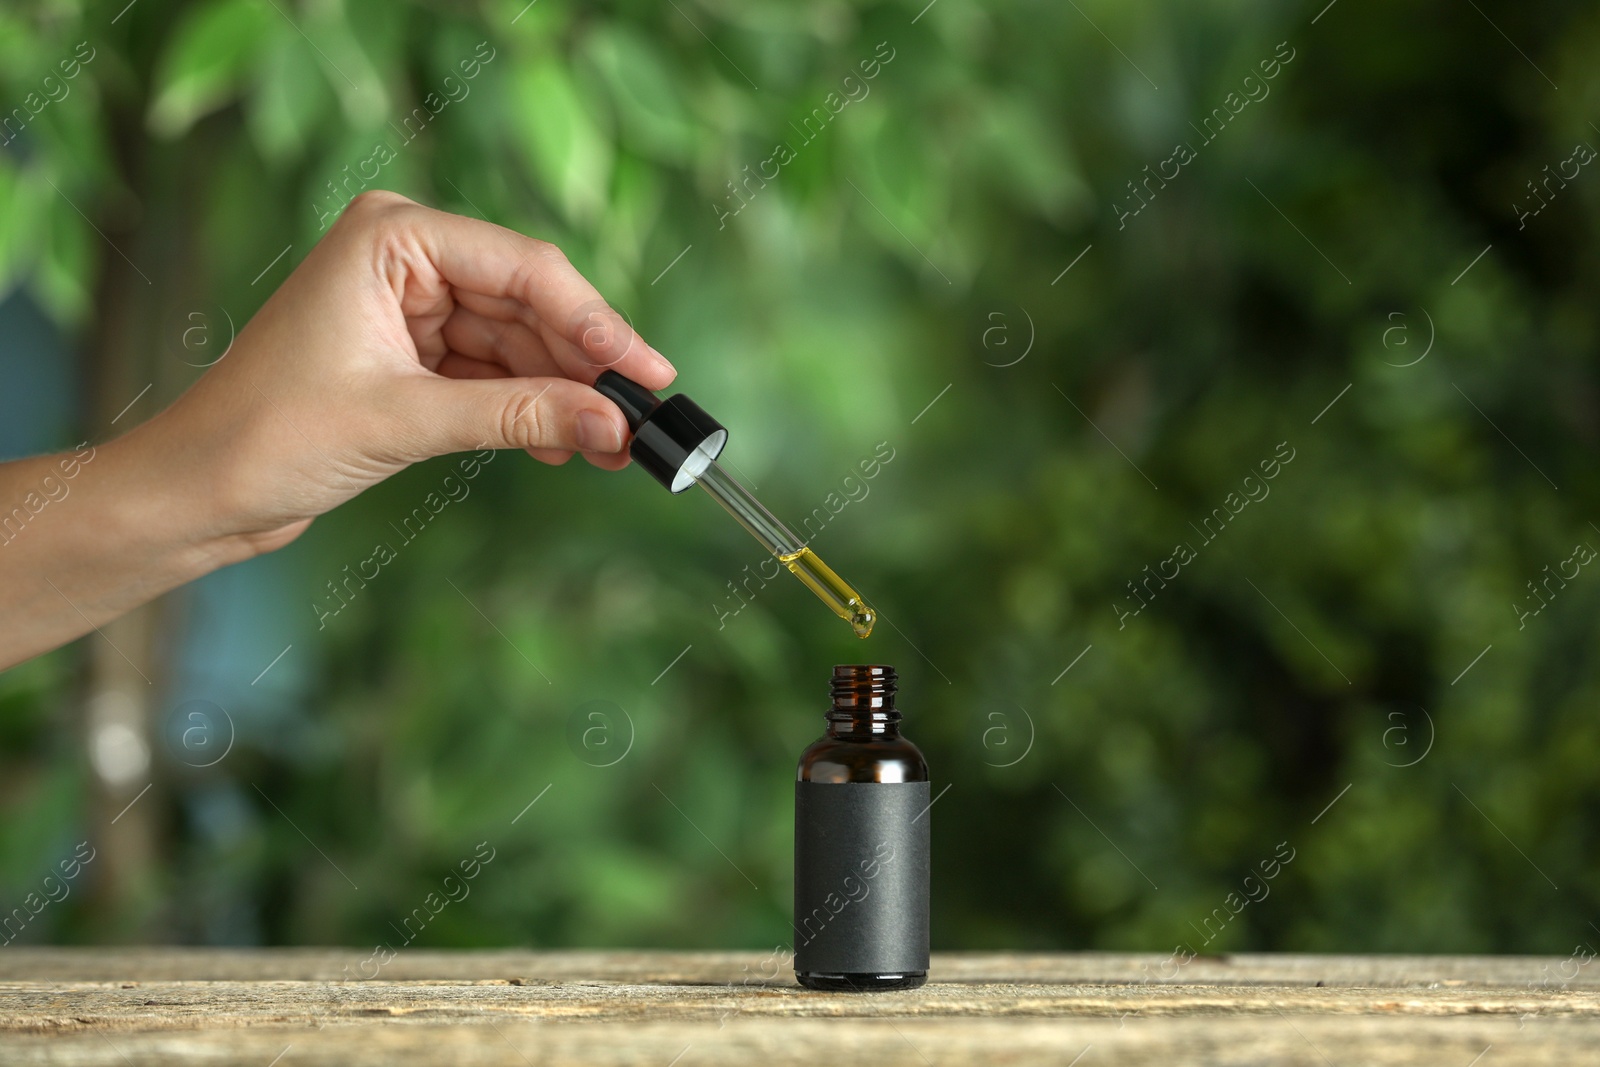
[{"x1": 696, "y1": 462, "x2": 876, "y2": 638}]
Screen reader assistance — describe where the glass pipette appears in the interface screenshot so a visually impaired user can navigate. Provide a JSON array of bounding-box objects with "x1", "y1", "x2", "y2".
[
  {"x1": 593, "y1": 371, "x2": 876, "y2": 638},
  {"x1": 695, "y1": 461, "x2": 875, "y2": 637}
]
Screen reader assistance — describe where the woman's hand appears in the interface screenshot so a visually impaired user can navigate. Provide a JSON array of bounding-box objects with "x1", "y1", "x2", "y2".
[
  {"x1": 0, "y1": 191, "x2": 675, "y2": 668},
  {"x1": 136, "y1": 189, "x2": 676, "y2": 556}
]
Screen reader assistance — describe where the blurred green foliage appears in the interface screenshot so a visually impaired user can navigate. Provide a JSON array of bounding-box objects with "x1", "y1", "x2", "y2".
[{"x1": 3, "y1": 0, "x2": 1600, "y2": 957}]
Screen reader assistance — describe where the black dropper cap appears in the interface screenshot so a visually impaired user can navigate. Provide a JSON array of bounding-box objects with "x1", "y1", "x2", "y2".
[{"x1": 594, "y1": 370, "x2": 728, "y2": 493}]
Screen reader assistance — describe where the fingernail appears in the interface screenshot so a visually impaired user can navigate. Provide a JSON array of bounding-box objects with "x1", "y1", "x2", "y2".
[
  {"x1": 577, "y1": 410, "x2": 624, "y2": 453},
  {"x1": 646, "y1": 346, "x2": 677, "y2": 379}
]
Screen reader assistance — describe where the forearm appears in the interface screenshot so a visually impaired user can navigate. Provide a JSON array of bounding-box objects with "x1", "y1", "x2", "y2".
[{"x1": 0, "y1": 421, "x2": 253, "y2": 670}]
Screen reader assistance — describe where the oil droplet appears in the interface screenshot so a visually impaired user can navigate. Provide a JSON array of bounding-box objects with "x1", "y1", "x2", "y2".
[{"x1": 850, "y1": 604, "x2": 876, "y2": 639}]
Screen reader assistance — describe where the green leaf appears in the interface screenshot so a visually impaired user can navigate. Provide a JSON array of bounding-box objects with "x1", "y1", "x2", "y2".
[
  {"x1": 247, "y1": 36, "x2": 333, "y2": 163},
  {"x1": 977, "y1": 94, "x2": 1087, "y2": 224},
  {"x1": 0, "y1": 161, "x2": 31, "y2": 294},
  {"x1": 0, "y1": 13, "x2": 39, "y2": 76},
  {"x1": 593, "y1": 154, "x2": 663, "y2": 287},
  {"x1": 303, "y1": 0, "x2": 391, "y2": 129},
  {"x1": 147, "y1": 0, "x2": 274, "y2": 139},
  {"x1": 509, "y1": 60, "x2": 613, "y2": 226},
  {"x1": 30, "y1": 181, "x2": 94, "y2": 324},
  {"x1": 582, "y1": 27, "x2": 695, "y2": 164}
]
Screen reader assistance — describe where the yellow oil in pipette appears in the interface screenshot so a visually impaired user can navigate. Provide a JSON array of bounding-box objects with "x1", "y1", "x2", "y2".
[
  {"x1": 651, "y1": 443, "x2": 876, "y2": 639},
  {"x1": 590, "y1": 371, "x2": 880, "y2": 639},
  {"x1": 779, "y1": 547, "x2": 876, "y2": 638}
]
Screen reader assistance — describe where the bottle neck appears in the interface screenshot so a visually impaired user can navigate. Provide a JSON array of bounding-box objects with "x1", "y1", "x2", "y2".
[
  {"x1": 828, "y1": 664, "x2": 899, "y2": 739},
  {"x1": 826, "y1": 708, "x2": 901, "y2": 739}
]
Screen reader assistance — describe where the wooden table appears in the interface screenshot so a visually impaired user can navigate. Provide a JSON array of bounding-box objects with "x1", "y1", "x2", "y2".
[{"x1": 2, "y1": 949, "x2": 1597, "y2": 1064}]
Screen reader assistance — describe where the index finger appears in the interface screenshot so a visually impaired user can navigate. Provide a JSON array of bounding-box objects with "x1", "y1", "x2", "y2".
[{"x1": 404, "y1": 201, "x2": 677, "y2": 389}]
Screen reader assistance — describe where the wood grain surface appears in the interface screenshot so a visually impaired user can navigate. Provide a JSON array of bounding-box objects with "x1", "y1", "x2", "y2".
[{"x1": 1, "y1": 949, "x2": 1595, "y2": 1065}]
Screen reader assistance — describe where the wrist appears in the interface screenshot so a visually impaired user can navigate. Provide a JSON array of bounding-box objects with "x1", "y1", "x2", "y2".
[{"x1": 93, "y1": 415, "x2": 261, "y2": 591}]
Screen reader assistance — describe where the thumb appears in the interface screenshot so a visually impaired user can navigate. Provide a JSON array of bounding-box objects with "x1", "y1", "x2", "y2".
[{"x1": 399, "y1": 375, "x2": 629, "y2": 458}]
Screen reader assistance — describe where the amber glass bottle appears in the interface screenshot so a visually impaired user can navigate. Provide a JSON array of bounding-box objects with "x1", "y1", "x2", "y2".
[{"x1": 793, "y1": 664, "x2": 930, "y2": 991}]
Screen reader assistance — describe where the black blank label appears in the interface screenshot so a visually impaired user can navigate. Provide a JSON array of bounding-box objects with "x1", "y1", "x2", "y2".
[{"x1": 793, "y1": 781, "x2": 930, "y2": 974}]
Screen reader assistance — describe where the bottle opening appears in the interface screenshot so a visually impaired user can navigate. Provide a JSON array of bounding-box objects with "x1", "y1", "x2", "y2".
[{"x1": 831, "y1": 664, "x2": 897, "y2": 709}]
